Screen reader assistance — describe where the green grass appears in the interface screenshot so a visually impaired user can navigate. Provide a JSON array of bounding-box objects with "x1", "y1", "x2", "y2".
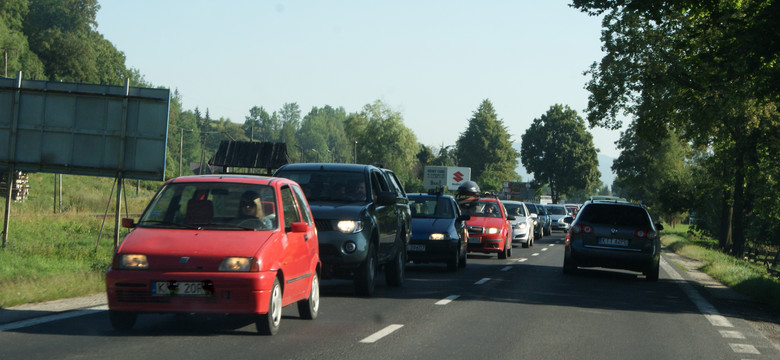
[
  {"x1": 661, "y1": 224, "x2": 780, "y2": 311},
  {"x1": 0, "y1": 174, "x2": 158, "y2": 308}
]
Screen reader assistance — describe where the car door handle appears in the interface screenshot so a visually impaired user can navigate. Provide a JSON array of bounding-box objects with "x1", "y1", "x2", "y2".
[{"x1": 304, "y1": 234, "x2": 309, "y2": 241}]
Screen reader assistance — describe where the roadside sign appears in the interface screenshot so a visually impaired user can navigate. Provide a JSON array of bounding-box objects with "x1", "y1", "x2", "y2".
[{"x1": 424, "y1": 166, "x2": 471, "y2": 191}]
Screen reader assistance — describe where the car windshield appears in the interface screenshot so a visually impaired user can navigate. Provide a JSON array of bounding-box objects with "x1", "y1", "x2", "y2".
[
  {"x1": 458, "y1": 199, "x2": 502, "y2": 218},
  {"x1": 138, "y1": 182, "x2": 278, "y2": 230},
  {"x1": 548, "y1": 206, "x2": 568, "y2": 215},
  {"x1": 577, "y1": 204, "x2": 651, "y2": 228},
  {"x1": 274, "y1": 170, "x2": 367, "y2": 202},
  {"x1": 409, "y1": 196, "x2": 454, "y2": 219},
  {"x1": 503, "y1": 203, "x2": 526, "y2": 217}
]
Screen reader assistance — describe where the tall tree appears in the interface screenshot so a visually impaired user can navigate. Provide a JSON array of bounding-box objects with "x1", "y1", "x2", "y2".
[
  {"x1": 520, "y1": 104, "x2": 600, "y2": 203},
  {"x1": 572, "y1": 0, "x2": 780, "y2": 255},
  {"x1": 456, "y1": 99, "x2": 519, "y2": 191}
]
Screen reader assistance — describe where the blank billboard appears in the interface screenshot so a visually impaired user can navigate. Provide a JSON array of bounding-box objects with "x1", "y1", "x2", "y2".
[{"x1": 0, "y1": 77, "x2": 170, "y2": 180}]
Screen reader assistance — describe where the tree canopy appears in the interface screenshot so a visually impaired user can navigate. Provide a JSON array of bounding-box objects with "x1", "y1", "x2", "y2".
[{"x1": 520, "y1": 104, "x2": 600, "y2": 203}]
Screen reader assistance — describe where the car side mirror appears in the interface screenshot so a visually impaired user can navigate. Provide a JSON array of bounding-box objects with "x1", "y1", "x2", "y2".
[
  {"x1": 656, "y1": 223, "x2": 664, "y2": 231},
  {"x1": 563, "y1": 216, "x2": 574, "y2": 224},
  {"x1": 290, "y1": 222, "x2": 309, "y2": 233},
  {"x1": 121, "y1": 218, "x2": 136, "y2": 228},
  {"x1": 457, "y1": 214, "x2": 471, "y2": 222},
  {"x1": 530, "y1": 213, "x2": 538, "y2": 218},
  {"x1": 507, "y1": 215, "x2": 516, "y2": 221},
  {"x1": 376, "y1": 191, "x2": 396, "y2": 206}
]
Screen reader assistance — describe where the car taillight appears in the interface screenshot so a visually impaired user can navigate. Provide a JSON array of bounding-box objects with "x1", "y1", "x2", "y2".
[
  {"x1": 571, "y1": 224, "x2": 593, "y2": 234},
  {"x1": 634, "y1": 229, "x2": 657, "y2": 240}
]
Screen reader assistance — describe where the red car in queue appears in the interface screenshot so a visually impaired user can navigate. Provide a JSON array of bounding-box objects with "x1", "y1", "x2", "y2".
[
  {"x1": 105, "y1": 175, "x2": 320, "y2": 335},
  {"x1": 456, "y1": 181, "x2": 515, "y2": 259}
]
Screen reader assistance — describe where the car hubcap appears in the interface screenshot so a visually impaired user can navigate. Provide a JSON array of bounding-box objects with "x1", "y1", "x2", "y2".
[
  {"x1": 271, "y1": 284, "x2": 282, "y2": 326},
  {"x1": 311, "y1": 275, "x2": 320, "y2": 312}
]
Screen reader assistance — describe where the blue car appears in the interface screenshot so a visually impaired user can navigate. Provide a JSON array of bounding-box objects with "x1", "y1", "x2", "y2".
[{"x1": 407, "y1": 192, "x2": 470, "y2": 271}]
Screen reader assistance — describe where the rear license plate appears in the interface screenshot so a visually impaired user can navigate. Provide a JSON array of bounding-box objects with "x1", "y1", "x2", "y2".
[
  {"x1": 152, "y1": 281, "x2": 210, "y2": 296},
  {"x1": 407, "y1": 244, "x2": 425, "y2": 251},
  {"x1": 598, "y1": 238, "x2": 629, "y2": 247}
]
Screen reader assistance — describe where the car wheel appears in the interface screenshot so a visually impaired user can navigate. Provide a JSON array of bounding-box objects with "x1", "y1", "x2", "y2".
[
  {"x1": 447, "y1": 247, "x2": 459, "y2": 272},
  {"x1": 506, "y1": 239, "x2": 512, "y2": 257},
  {"x1": 109, "y1": 310, "x2": 137, "y2": 332},
  {"x1": 498, "y1": 241, "x2": 508, "y2": 259},
  {"x1": 459, "y1": 245, "x2": 467, "y2": 268},
  {"x1": 257, "y1": 277, "x2": 282, "y2": 335},
  {"x1": 355, "y1": 243, "x2": 377, "y2": 296},
  {"x1": 385, "y1": 244, "x2": 406, "y2": 286},
  {"x1": 297, "y1": 273, "x2": 320, "y2": 320},
  {"x1": 522, "y1": 239, "x2": 530, "y2": 248},
  {"x1": 645, "y1": 261, "x2": 660, "y2": 282},
  {"x1": 563, "y1": 253, "x2": 577, "y2": 275}
]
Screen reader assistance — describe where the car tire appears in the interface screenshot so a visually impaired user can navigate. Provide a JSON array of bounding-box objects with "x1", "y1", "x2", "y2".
[
  {"x1": 297, "y1": 273, "x2": 320, "y2": 320},
  {"x1": 447, "y1": 247, "x2": 459, "y2": 272},
  {"x1": 498, "y1": 241, "x2": 508, "y2": 259},
  {"x1": 522, "y1": 240, "x2": 530, "y2": 248},
  {"x1": 563, "y1": 253, "x2": 577, "y2": 274},
  {"x1": 109, "y1": 310, "x2": 137, "y2": 332},
  {"x1": 257, "y1": 277, "x2": 282, "y2": 335},
  {"x1": 355, "y1": 243, "x2": 377, "y2": 296},
  {"x1": 385, "y1": 244, "x2": 406, "y2": 286},
  {"x1": 645, "y1": 260, "x2": 660, "y2": 282},
  {"x1": 459, "y1": 244, "x2": 467, "y2": 268}
]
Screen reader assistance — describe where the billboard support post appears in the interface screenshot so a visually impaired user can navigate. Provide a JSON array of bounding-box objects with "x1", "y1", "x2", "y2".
[{"x1": 2, "y1": 72, "x2": 22, "y2": 248}]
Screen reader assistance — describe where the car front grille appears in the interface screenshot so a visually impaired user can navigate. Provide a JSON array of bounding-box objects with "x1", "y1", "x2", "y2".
[
  {"x1": 315, "y1": 219, "x2": 333, "y2": 231},
  {"x1": 467, "y1": 226, "x2": 484, "y2": 235}
]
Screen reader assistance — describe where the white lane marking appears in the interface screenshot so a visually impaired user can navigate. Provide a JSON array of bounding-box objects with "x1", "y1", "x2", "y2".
[
  {"x1": 0, "y1": 306, "x2": 108, "y2": 332},
  {"x1": 705, "y1": 314, "x2": 734, "y2": 328},
  {"x1": 728, "y1": 343, "x2": 760, "y2": 354},
  {"x1": 541, "y1": 248, "x2": 548, "y2": 251},
  {"x1": 660, "y1": 258, "x2": 733, "y2": 327},
  {"x1": 516, "y1": 258, "x2": 528, "y2": 262},
  {"x1": 435, "y1": 295, "x2": 460, "y2": 305},
  {"x1": 360, "y1": 324, "x2": 404, "y2": 343},
  {"x1": 501, "y1": 266, "x2": 512, "y2": 272},
  {"x1": 719, "y1": 330, "x2": 745, "y2": 339},
  {"x1": 474, "y1": 278, "x2": 491, "y2": 285},
  {"x1": 531, "y1": 253, "x2": 540, "y2": 256},
  {"x1": 549, "y1": 244, "x2": 555, "y2": 247}
]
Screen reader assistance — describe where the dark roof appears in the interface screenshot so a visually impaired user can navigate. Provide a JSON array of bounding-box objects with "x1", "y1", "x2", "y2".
[
  {"x1": 275, "y1": 163, "x2": 376, "y2": 173},
  {"x1": 209, "y1": 141, "x2": 290, "y2": 169}
]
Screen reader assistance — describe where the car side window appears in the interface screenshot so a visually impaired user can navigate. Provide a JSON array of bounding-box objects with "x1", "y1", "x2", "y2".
[
  {"x1": 281, "y1": 185, "x2": 301, "y2": 231},
  {"x1": 370, "y1": 170, "x2": 389, "y2": 197},
  {"x1": 384, "y1": 171, "x2": 406, "y2": 197},
  {"x1": 290, "y1": 184, "x2": 312, "y2": 225}
]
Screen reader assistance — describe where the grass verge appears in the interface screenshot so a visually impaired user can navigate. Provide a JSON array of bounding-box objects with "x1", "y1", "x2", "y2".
[{"x1": 661, "y1": 224, "x2": 780, "y2": 312}]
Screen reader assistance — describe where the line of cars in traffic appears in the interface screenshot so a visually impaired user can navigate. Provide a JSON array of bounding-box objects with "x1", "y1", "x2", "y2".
[{"x1": 104, "y1": 165, "x2": 661, "y2": 336}]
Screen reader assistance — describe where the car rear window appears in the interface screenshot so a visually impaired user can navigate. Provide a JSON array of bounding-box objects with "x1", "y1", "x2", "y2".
[{"x1": 577, "y1": 204, "x2": 651, "y2": 228}]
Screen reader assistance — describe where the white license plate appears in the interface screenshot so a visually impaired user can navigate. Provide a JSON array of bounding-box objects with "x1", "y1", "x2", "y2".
[
  {"x1": 407, "y1": 244, "x2": 425, "y2": 251},
  {"x1": 152, "y1": 281, "x2": 210, "y2": 296},
  {"x1": 598, "y1": 238, "x2": 629, "y2": 247},
  {"x1": 468, "y1": 237, "x2": 482, "y2": 244}
]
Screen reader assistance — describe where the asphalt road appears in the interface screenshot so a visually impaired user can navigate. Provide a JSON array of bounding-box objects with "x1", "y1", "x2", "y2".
[{"x1": 1, "y1": 233, "x2": 779, "y2": 360}]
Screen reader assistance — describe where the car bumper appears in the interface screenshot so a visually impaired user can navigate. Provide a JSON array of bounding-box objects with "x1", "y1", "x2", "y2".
[
  {"x1": 316, "y1": 230, "x2": 372, "y2": 277},
  {"x1": 407, "y1": 238, "x2": 460, "y2": 263},
  {"x1": 105, "y1": 269, "x2": 276, "y2": 314},
  {"x1": 566, "y1": 241, "x2": 659, "y2": 272},
  {"x1": 467, "y1": 235, "x2": 505, "y2": 253},
  {"x1": 551, "y1": 223, "x2": 570, "y2": 231},
  {"x1": 512, "y1": 229, "x2": 531, "y2": 243}
]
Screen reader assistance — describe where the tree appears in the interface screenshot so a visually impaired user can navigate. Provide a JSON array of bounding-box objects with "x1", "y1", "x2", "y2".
[
  {"x1": 296, "y1": 105, "x2": 348, "y2": 163},
  {"x1": 456, "y1": 99, "x2": 519, "y2": 191},
  {"x1": 520, "y1": 104, "x2": 600, "y2": 203},
  {"x1": 572, "y1": 0, "x2": 780, "y2": 255}
]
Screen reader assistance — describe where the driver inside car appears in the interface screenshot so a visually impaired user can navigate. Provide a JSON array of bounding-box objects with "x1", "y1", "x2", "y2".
[{"x1": 237, "y1": 190, "x2": 274, "y2": 229}]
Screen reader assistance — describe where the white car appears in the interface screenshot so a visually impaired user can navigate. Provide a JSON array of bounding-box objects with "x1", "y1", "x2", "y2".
[{"x1": 501, "y1": 200, "x2": 536, "y2": 248}]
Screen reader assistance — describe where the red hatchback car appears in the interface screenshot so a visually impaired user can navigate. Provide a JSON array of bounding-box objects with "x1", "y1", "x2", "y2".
[
  {"x1": 105, "y1": 175, "x2": 320, "y2": 335},
  {"x1": 458, "y1": 197, "x2": 514, "y2": 259}
]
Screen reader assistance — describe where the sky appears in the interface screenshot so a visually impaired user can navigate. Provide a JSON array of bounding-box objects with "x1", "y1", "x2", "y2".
[{"x1": 95, "y1": 1, "x2": 624, "y2": 175}]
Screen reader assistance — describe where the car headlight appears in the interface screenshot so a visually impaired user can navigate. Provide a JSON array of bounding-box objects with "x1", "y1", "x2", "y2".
[
  {"x1": 219, "y1": 257, "x2": 255, "y2": 272},
  {"x1": 485, "y1": 227, "x2": 500, "y2": 234},
  {"x1": 516, "y1": 223, "x2": 528, "y2": 230},
  {"x1": 429, "y1": 233, "x2": 446, "y2": 240},
  {"x1": 337, "y1": 220, "x2": 363, "y2": 234},
  {"x1": 117, "y1": 254, "x2": 148, "y2": 269}
]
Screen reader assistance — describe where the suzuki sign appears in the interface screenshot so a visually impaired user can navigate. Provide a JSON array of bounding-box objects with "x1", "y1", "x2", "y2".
[{"x1": 424, "y1": 166, "x2": 471, "y2": 191}]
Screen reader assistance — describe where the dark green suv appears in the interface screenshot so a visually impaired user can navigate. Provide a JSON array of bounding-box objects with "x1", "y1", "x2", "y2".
[
  {"x1": 563, "y1": 200, "x2": 663, "y2": 281},
  {"x1": 274, "y1": 163, "x2": 411, "y2": 296}
]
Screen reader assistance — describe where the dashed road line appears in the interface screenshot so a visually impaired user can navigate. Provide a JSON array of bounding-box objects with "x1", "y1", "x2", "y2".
[
  {"x1": 501, "y1": 266, "x2": 512, "y2": 272},
  {"x1": 474, "y1": 278, "x2": 491, "y2": 285},
  {"x1": 541, "y1": 248, "x2": 548, "y2": 251},
  {"x1": 719, "y1": 330, "x2": 745, "y2": 339},
  {"x1": 435, "y1": 295, "x2": 460, "y2": 305},
  {"x1": 516, "y1": 258, "x2": 528, "y2": 262},
  {"x1": 728, "y1": 343, "x2": 760, "y2": 354},
  {"x1": 531, "y1": 253, "x2": 540, "y2": 256},
  {"x1": 360, "y1": 324, "x2": 404, "y2": 343}
]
